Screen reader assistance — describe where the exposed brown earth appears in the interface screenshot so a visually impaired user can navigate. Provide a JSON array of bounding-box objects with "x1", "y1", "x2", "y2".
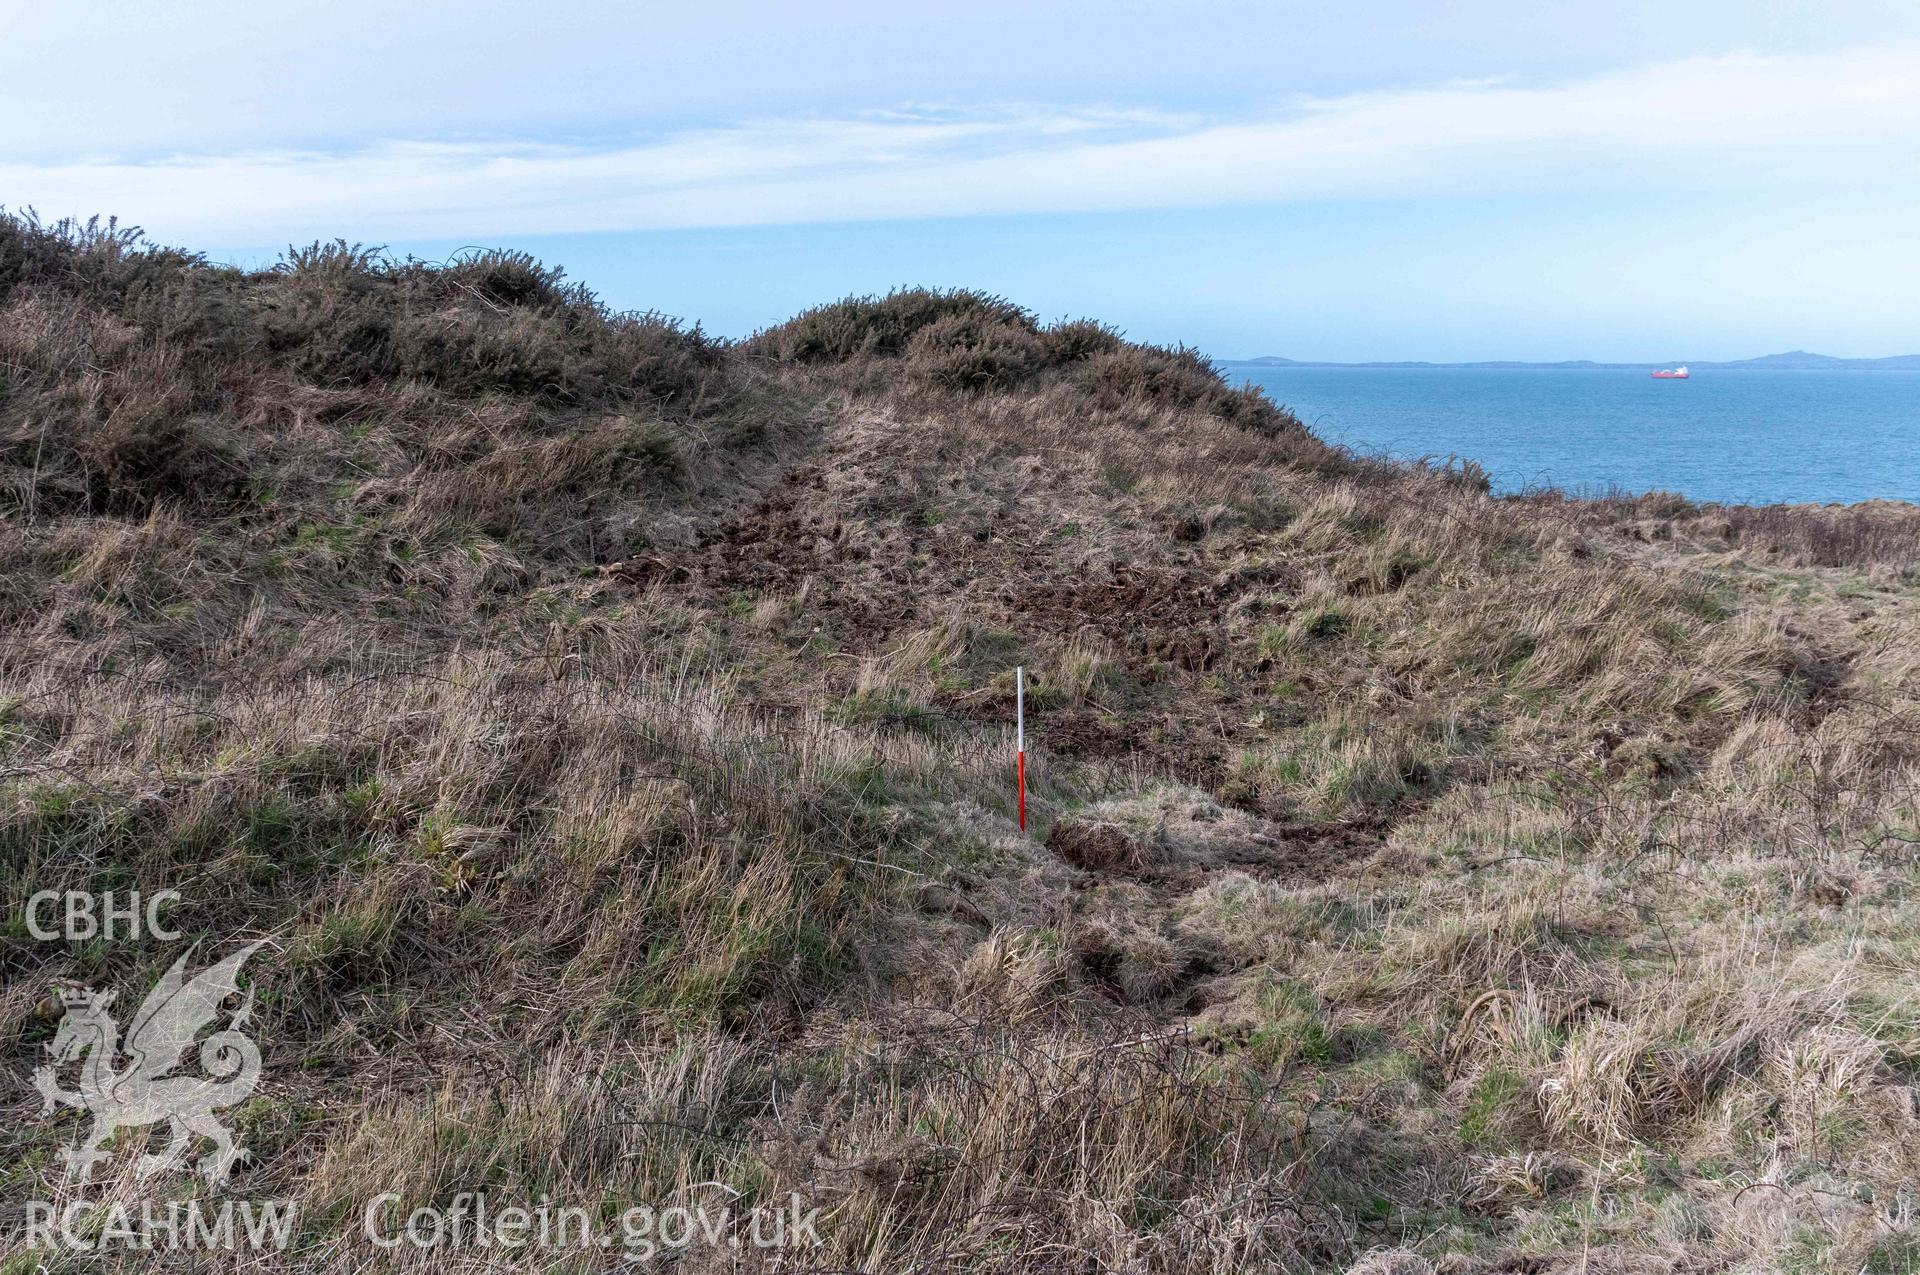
[{"x1": 4, "y1": 216, "x2": 1920, "y2": 1274}]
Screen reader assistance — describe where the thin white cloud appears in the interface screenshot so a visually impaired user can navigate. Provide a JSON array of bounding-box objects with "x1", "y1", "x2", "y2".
[{"x1": 6, "y1": 45, "x2": 1919, "y2": 245}]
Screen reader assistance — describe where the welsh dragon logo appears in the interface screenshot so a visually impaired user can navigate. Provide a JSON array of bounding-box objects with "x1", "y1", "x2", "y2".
[{"x1": 32, "y1": 941, "x2": 265, "y2": 1187}]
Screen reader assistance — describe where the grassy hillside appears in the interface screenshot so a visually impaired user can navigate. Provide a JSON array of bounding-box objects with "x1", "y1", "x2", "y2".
[{"x1": 5, "y1": 212, "x2": 1920, "y2": 1273}]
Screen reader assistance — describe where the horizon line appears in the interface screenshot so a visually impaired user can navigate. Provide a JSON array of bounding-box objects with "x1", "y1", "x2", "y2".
[{"x1": 1219, "y1": 351, "x2": 1920, "y2": 368}]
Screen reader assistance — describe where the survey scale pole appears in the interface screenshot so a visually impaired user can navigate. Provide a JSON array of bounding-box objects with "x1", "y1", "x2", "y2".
[{"x1": 1016, "y1": 666, "x2": 1026, "y2": 832}]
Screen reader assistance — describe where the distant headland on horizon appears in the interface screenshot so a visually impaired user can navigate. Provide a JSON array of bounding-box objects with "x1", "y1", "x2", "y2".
[{"x1": 1224, "y1": 350, "x2": 1920, "y2": 371}]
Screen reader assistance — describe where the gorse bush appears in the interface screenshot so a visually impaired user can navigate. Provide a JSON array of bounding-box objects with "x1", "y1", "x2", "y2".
[
  {"x1": 0, "y1": 213, "x2": 742, "y2": 522},
  {"x1": 903, "y1": 310, "x2": 1049, "y2": 392},
  {"x1": 259, "y1": 240, "x2": 730, "y2": 407},
  {"x1": 1080, "y1": 341, "x2": 1284, "y2": 428},
  {"x1": 274, "y1": 238, "x2": 387, "y2": 281},
  {"x1": 0, "y1": 211, "x2": 192, "y2": 303},
  {"x1": 750, "y1": 287, "x2": 1037, "y2": 363},
  {"x1": 439, "y1": 247, "x2": 585, "y2": 309},
  {"x1": 0, "y1": 208, "x2": 1320, "y2": 569},
  {"x1": 1040, "y1": 317, "x2": 1125, "y2": 364},
  {"x1": 899, "y1": 311, "x2": 1134, "y2": 393},
  {"x1": 750, "y1": 284, "x2": 1300, "y2": 438},
  {"x1": 2, "y1": 218, "x2": 729, "y2": 407}
]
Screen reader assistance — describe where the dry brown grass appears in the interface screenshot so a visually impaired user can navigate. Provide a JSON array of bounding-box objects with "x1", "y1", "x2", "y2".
[{"x1": 5, "y1": 217, "x2": 1920, "y2": 1273}]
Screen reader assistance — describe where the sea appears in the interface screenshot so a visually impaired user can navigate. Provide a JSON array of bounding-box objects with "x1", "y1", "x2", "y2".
[{"x1": 1227, "y1": 366, "x2": 1920, "y2": 506}]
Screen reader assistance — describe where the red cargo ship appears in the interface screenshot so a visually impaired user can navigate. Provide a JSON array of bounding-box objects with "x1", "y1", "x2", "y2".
[{"x1": 1651, "y1": 366, "x2": 1690, "y2": 379}]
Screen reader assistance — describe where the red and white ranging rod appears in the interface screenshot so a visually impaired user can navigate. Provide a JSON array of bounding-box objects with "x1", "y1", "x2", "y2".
[{"x1": 1015, "y1": 666, "x2": 1026, "y2": 832}]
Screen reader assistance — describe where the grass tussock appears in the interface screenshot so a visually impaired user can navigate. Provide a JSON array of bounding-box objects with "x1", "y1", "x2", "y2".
[{"x1": 6, "y1": 215, "x2": 1920, "y2": 1274}]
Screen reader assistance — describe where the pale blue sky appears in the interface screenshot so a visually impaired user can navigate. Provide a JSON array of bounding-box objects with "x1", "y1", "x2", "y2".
[{"x1": 5, "y1": 1, "x2": 1918, "y2": 360}]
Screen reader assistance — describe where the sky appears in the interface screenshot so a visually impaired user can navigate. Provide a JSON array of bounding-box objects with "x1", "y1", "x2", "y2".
[{"x1": 4, "y1": 1, "x2": 1919, "y2": 361}]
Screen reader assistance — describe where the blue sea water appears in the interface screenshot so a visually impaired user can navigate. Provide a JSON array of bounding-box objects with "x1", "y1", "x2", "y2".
[{"x1": 1229, "y1": 366, "x2": 1920, "y2": 506}]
